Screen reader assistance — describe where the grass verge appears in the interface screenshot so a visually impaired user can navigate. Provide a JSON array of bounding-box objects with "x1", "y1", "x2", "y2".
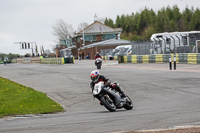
[{"x1": 0, "y1": 77, "x2": 64, "y2": 118}]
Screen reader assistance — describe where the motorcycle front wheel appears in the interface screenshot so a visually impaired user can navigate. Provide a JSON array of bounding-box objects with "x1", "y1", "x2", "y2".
[
  {"x1": 123, "y1": 96, "x2": 133, "y2": 110},
  {"x1": 100, "y1": 95, "x2": 116, "y2": 112}
]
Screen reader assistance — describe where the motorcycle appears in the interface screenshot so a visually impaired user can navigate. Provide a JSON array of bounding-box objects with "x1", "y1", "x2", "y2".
[
  {"x1": 95, "y1": 58, "x2": 102, "y2": 69},
  {"x1": 93, "y1": 81, "x2": 133, "y2": 112}
]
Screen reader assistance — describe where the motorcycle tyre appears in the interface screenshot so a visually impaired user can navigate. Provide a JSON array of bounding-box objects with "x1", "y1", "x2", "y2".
[
  {"x1": 100, "y1": 96, "x2": 116, "y2": 112},
  {"x1": 97, "y1": 64, "x2": 101, "y2": 69},
  {"x1": 123, "y1": 96, "x2": 133, "y2": 110}
]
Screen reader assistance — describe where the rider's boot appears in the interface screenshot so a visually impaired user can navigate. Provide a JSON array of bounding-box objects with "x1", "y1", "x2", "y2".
[{"x1": 114, "y1": 83, "x2": 126, "y2": 98}]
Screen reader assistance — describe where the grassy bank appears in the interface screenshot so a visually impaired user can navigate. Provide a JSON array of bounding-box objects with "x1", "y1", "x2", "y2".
[{"x1": 0, "y1": 77, "x2": 64, "y2": 117}]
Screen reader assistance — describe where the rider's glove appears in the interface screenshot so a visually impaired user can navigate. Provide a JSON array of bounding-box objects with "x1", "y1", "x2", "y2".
[{"x1": 104, "y1": 80, "x2": 111, "y2": 87}]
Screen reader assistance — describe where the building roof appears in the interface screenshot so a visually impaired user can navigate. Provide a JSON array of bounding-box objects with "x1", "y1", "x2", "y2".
[
  {"x1": 79, "y1": 38, "x2": 131, "y2": 50},
  {"x1": 60, "y1": 45, "x2": 76, "y2": 51},
  {"x1": 77, "y1": 21, "x2": 122, "y2": 35}
]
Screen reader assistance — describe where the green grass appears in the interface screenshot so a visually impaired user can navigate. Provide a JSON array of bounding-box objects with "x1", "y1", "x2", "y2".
[
  {"x1": 0, "y1": 77, "x2": 64, "y2": 117},
  {"x1": 0, "y1": 60, "x2": 3, "y2": 64}
]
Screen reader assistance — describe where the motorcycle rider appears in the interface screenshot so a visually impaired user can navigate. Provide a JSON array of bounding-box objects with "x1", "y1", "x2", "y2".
[
  {"x1": 4, "y1": 59, "x2": 7, "y2": 65},
  {"x1": 94, "y1": 52, "x2": 102, "y2": 60},
  {"x1": 90, "y1": 70, "x2": 126, "y2": 98}
]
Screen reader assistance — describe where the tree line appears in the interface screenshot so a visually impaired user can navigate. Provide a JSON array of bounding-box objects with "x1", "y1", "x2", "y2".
[
  {"x1": 0, "y1": 53, "x2": 20, "y2": 61},
  {"x1": 104, "y1": 5, "x2": 200, "y2": 40}
]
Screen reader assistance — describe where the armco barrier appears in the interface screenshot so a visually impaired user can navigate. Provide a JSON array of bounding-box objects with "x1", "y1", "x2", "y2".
[
  {"x1": 118, "y1": 53, "x2": 200, "y2": 64},
  {"x1": 41, "y1": 58, "x2": 65, "y2": 64}
]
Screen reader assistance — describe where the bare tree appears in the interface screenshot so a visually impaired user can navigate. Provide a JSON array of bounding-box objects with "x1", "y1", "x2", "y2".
[
  {"x1": 77, "y1": 22, "x2": 89, "y2": 32},
  {"x1": 52, "y1": 19, "x2": 74, "y2": 40}
]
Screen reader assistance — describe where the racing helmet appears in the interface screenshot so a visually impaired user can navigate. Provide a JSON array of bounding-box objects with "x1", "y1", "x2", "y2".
[
  {"x1": 96, "y1": 52, "x2": 99, "y2": 56},
  {"x1": 90, "y1": 70, "x2": 100, "y2": 82}
]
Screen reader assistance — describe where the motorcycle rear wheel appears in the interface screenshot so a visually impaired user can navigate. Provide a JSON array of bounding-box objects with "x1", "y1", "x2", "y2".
[
  {"x1": 100, "y1": 95, "x2": 116, "y2": 112},
  {"x1": 97, "y1": 64, "x2": 101, "y2": 69}
]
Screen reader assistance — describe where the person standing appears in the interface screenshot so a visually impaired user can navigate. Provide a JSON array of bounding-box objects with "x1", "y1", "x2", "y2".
[{"x1": 4, "y1": 59, "x2": 7, "y2": 65}]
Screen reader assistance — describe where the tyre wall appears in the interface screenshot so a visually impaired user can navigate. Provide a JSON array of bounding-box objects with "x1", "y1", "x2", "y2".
[{"x1": 118, "y1": 53, "x2": 200, "y2": 64}]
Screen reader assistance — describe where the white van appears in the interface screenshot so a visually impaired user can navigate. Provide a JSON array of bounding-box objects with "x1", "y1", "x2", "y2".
[
  {"x1": 112, "y1": 45, "x2": 132, "y2": 56},
  {"x1": 106, "y1": 45, "x2": 132, "y2": 60}
]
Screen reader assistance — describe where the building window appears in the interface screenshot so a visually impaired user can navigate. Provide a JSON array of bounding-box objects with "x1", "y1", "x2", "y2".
[
  {"x1": 102, "y1": 34, "x2": 116, "y2": 40},
  {"x1": 84, "y1": 35, "x2": 96, "y2": 41},
  {"x1": 60, "y1": 40, "x2": 66, "y2": 45}
]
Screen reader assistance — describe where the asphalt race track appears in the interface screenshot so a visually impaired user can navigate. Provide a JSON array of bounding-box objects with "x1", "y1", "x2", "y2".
[{"x1": 0, "y1": 60, "x2": 200, "y2": 133}]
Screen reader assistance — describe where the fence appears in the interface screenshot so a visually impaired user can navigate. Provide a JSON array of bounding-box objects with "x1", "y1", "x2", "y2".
[
  {"x1": 100, "y1": 33, "x2": 200, "y2": 61},
  {"x1": 150, "y1": 32, "x2": 200, "y2": 55},
  {"x1": 41, "y1": 57, "x2": 74, "y2": 64}
]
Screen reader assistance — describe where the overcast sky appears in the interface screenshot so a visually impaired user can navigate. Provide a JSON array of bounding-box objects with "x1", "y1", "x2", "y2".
[{"x1": 0, "y1": 0, "x2": 199, "y2": 55}]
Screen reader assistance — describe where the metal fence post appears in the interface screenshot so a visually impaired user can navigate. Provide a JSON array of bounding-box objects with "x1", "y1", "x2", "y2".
[{"x1": 161, "y1": 37, "x2": 166, "y2": 54}]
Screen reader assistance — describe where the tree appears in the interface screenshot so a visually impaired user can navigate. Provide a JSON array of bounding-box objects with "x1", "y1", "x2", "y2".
[
  {"x1": 182, "y1": 6, "x2": 193, "y2": 30},
  {"x1": 143, "y1": 26, "x2": 156, "y2": 39},
  {"x1": 104, "y1": 18, "x2": 109, "y2": 26},
  {"x1": 137, "y1": 8, "x2": 155, "y2": 34},
  {"x1": 190, "y1": 8, "x2": 200, "y2": 30},
  {"x1": 104, "y1": 18, "x2": 114, "y2": 28},
  {"x1": 155, "y1": 10, "x2": 165, "y2": 32},
  {"x1": 52, "y1": 19, "x2": 74, "y2": 40},
  {"x1": 172, "y1": 5, "x2": 181, "y2": 21},
  {"x1": 77, "y1": 22, "x2": 89, "y2": 32},
  {"x1": 115, "y1": 15, "x2": 121, "y2": 28},
  {"x1": 169, "y1": 20, "x2": 178, "y2": 32}
]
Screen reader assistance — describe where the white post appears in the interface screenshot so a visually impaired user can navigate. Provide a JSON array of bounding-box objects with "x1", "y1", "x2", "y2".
[
  {"x1": 196, "y1": 40, "x2": 198, "y2": 53},
  {"x1": 83, "y1": 29, "x2": 85, "y2": 46}
]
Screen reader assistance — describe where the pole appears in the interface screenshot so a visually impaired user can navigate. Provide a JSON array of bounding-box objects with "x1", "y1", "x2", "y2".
[
  {"x1": 169, "y1": 54, "x2": 172, "y2": 70},
  {"x1": 153, "y1": 38, "x2": 159, "y2": 54},
  {"x1": 174, "y1": 54, "x2": 176, "y2": 70},
  {"x1": 32, "y1": 43, "x2": 33, "y2": 56},
  {"x1": 175, "y1": 35, "x2": 180, "y2": 48},
  {"x1": 157, "y1": 38, "x2": 162, "y2": 54},
  {"x1": 170, "y1": 36, "x2": 176, "y2": 70},
  {"x1": 161, "y1": 37, "x2": 166, "y2": 54}
]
